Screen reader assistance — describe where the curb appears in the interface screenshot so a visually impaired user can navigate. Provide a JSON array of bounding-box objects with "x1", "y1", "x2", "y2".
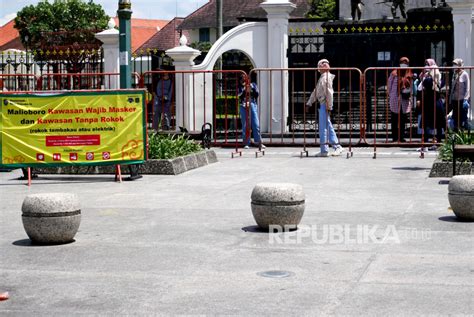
[
  {"x1": 33, "y1": 150, "x2": 218, "y2": 176},
  {"x1": 429, "y1": 159, "x2": 473, "y2": 177}
]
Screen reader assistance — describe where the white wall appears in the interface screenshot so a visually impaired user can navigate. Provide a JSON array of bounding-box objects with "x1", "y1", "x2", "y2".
[
  {"x1": 193, "y1": 22, "x2": 267, "y2": 71},
  {"x1": 183, "y1": 22, "x2": 268, "y2": 131}
]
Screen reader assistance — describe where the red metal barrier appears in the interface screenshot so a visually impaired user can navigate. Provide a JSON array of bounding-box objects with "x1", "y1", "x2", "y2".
[
  {"x1": 364, "y1": 66, "x2": 473, "y2": 158},
  {"x1": 4, "y1": 66, "x2": 471, "y2": 159},
  {"x1": 249, "y1": 67, "x2": 363, "y2": 156},
  {"x1": 0, "y1": 74, "x2": 39, "y2": 92},
  {"x1": 140, "y1": 70, "x2": 247, "y2": 151},
  {"x1": 38, "y1": 72, "x2": 122, "y2": 91},
  {"x1": 2, "y1": 73, "x2": 141, "y2": 92}
]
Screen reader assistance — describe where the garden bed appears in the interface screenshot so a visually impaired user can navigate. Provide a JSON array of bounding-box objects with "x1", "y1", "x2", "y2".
[
  {"x1": 429, "y1": 159, "x2": 473, "y2": 178},
  {"x1": 429, "y1": 131, "x2": 473, "y2": 177}
]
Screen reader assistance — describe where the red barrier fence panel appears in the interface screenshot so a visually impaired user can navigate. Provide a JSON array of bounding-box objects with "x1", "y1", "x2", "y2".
[
  {"x1": 2, "y1": 73, "x2": 140, "y2": 92},
  {"x1": 249, "y1": 67, "x2": 363, "y2": 155},
  {"x1": 140, "y1": 70, "x2": 248, "y2": 149},
  {"x1": 363, "y1": 66, "x2": 472, "y2": 157},
  {"x1": 0, "y1": 74, "x2": 39, "y2": 92},
  {"x1": 38, "y1": 73, "x2": 121, "y2": 91}
]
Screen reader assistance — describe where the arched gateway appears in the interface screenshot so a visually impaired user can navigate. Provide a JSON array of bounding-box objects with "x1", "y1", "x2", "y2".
[{"x1": 166, "y1": 0, "x2": 296, "y2": 133}]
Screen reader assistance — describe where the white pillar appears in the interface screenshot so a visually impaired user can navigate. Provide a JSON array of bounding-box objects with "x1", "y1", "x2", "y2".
[
  {"x1": 260, "y1": 0, "x2": 295, "y2": 134},
  {"x1": 166, "y1": 36, "x2": 201, "y2": 131},
  {"x1": 447, "y1": 1, "x2": 473, "y2": 66},
  {"x1": 95, "y1": 19, "x2": 120, "y2": 89}
]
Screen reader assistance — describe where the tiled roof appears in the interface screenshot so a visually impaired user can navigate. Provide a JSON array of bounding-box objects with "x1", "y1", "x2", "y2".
[
  {"x1": 0, "y1": 17, "x2": 169, "y2": 52},
  {"x1": 179, "y1": 0, "x2": 310, "y2": 30},
  {"x1": 113, "y1": 18, "x2": 169, "y2": 52},
  {"x1": 137, "y1": 18, "x2": 189, "y2": 52},
  {"x1": 0, "y1": 19, "x2": 24, "y2": 50}
]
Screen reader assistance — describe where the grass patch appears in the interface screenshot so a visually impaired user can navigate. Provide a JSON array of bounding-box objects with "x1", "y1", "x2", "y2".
[{"x1": 148, "y1": 133, "x2": 203, "y2": 160}]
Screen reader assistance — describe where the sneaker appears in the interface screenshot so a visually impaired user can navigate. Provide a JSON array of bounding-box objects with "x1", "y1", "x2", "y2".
[
  {"x1": 315, "y1": 152, "x2": 329, "y2": 157},
  {"x1": 244, "y1": 145, "x2": 250, "y2": 149},
  {"x1": 332, "y1": 146, "x2": 344, "y2": 156},
  {"x1": 260, "y1": 144, "x2": 266, "y2": 149}
]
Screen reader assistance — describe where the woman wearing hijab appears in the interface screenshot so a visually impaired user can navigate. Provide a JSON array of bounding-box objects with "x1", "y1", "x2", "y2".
[
  {"x1": 388, "y1": 56, "x2": 413, "y2": 142},
  {"x1": 306, "y1": 59, "x2": 344, "y2": 157},
  {"x1": 417, "y1": 58, "x2": 443, "y2": 144}
]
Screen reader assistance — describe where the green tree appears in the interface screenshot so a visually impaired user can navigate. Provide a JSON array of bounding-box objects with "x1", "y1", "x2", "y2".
[
  {"x1": 14, "y1": 0, "x2": 109, "y2": 72},
  {"x1": 190, "y1": 41, "x2": 212, "y2": 52},
  {"x1": 306, "y1": 0, "x2": 336, "y2": 20}
]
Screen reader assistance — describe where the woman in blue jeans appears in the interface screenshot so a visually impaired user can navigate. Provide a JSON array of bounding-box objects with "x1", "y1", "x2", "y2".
[
  {"x1": 238, "y1": 76, "x2": 265, "y2": 149},
  {"x1": 306, "y1": 59, "x2": 344, "y2": 157}
]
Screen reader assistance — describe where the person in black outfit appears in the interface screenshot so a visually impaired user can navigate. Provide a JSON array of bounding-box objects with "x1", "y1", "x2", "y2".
[
  {"x1": 351, "y1": 0, "x2": 362, "y2": 21},
  {"x1": 391, "y1": 0, "x2": 407, "y2": 19},
  {"x1": 418, "y1": 76, "x2": 443, "y2": 143}
]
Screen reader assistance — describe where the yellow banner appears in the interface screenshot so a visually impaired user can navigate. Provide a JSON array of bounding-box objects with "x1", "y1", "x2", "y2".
[{"x1": 0, "y1": 90, "x2": 146, "y2": 167}]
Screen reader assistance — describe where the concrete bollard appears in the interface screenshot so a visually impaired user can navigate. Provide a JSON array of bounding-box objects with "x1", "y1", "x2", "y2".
[
  {"x1": 448, "y1": 175, "x2": 474, "y2": 221},
  {"x1": 21, "y1": 193, "x2": 81, "y2": 244},
  {"x1": 251, "y1": 183, "x2": 305, "y2": 230}
]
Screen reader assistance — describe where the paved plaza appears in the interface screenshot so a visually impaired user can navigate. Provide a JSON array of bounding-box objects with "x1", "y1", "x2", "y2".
[{"x1": 0, "y1": 147, "x2": 473, "y2": 315}]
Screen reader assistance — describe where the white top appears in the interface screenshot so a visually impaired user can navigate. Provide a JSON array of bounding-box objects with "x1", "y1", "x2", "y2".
[{"x1": 306, "y1": 72, "x2": 335, "y2": 110}]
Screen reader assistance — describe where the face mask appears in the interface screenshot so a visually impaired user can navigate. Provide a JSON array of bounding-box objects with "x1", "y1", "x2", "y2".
[{"x1": 400, "y1": 63, "x2": 408, "y2": 68}]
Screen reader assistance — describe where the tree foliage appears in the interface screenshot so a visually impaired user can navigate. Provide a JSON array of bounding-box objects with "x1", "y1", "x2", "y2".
[
  {"x1": 190, "y1": 41, "x2": 212, "y2": 52},
  {"x1": 306, "y1": 0, "x2": 336, "y2": 20},
  {"x1": 14, "y1": 0, "x2": 109, "y2": 51}
]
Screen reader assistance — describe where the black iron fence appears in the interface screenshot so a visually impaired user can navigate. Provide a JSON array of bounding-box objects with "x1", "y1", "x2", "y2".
[{"x1": 0, "y1": 48, "x2": 104, "y2": 77}]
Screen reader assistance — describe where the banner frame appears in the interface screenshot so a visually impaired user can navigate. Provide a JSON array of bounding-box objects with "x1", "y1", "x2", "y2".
[{"x1": 0, "y1": 89, "x2": 147, "y2": 169}]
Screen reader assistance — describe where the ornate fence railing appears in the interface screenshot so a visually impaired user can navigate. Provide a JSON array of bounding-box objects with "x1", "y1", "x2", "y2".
[{"x1": 0, "y1": 48, "x2": 104, "y2": 77}]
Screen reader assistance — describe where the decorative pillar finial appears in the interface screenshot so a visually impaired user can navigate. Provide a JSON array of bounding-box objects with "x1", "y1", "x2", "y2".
[
  {"x1": 179, "y1": 35, "x2": 188, "y2": 46},
  {"x1": 107, "y1": 18, "x2": 116, "y2": 29}
]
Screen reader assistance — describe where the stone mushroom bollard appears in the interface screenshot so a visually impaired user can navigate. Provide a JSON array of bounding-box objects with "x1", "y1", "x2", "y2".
[
  {"x1": 251, "y1": 183, "x2": 305, "y2": 231},
  {"x1": 21, "y1": 193, "x2": 81, "y2": 244},
  {"x1": 448, "y1": 175, "x2": 474, "y2": 221}
]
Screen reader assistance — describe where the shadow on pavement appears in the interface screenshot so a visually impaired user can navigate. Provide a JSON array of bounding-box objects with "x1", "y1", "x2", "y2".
[
  {"x1": 438, "y1": 216, "x2": 474, "y2": 223},
  {"x1": 391, "y1": 167, "x2": 431, "y2": 171},
  {"x1": 12, "y1": 239, "x2": 76, "y2": 247},
  {"x1": 241, "y1": 225, "x2": 268, "y2": 233}
]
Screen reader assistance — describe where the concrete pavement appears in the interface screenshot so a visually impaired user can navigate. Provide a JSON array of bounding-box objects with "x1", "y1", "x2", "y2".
[{"x1": 0, "y1": 147, "x2": 473, "y2": 315}]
